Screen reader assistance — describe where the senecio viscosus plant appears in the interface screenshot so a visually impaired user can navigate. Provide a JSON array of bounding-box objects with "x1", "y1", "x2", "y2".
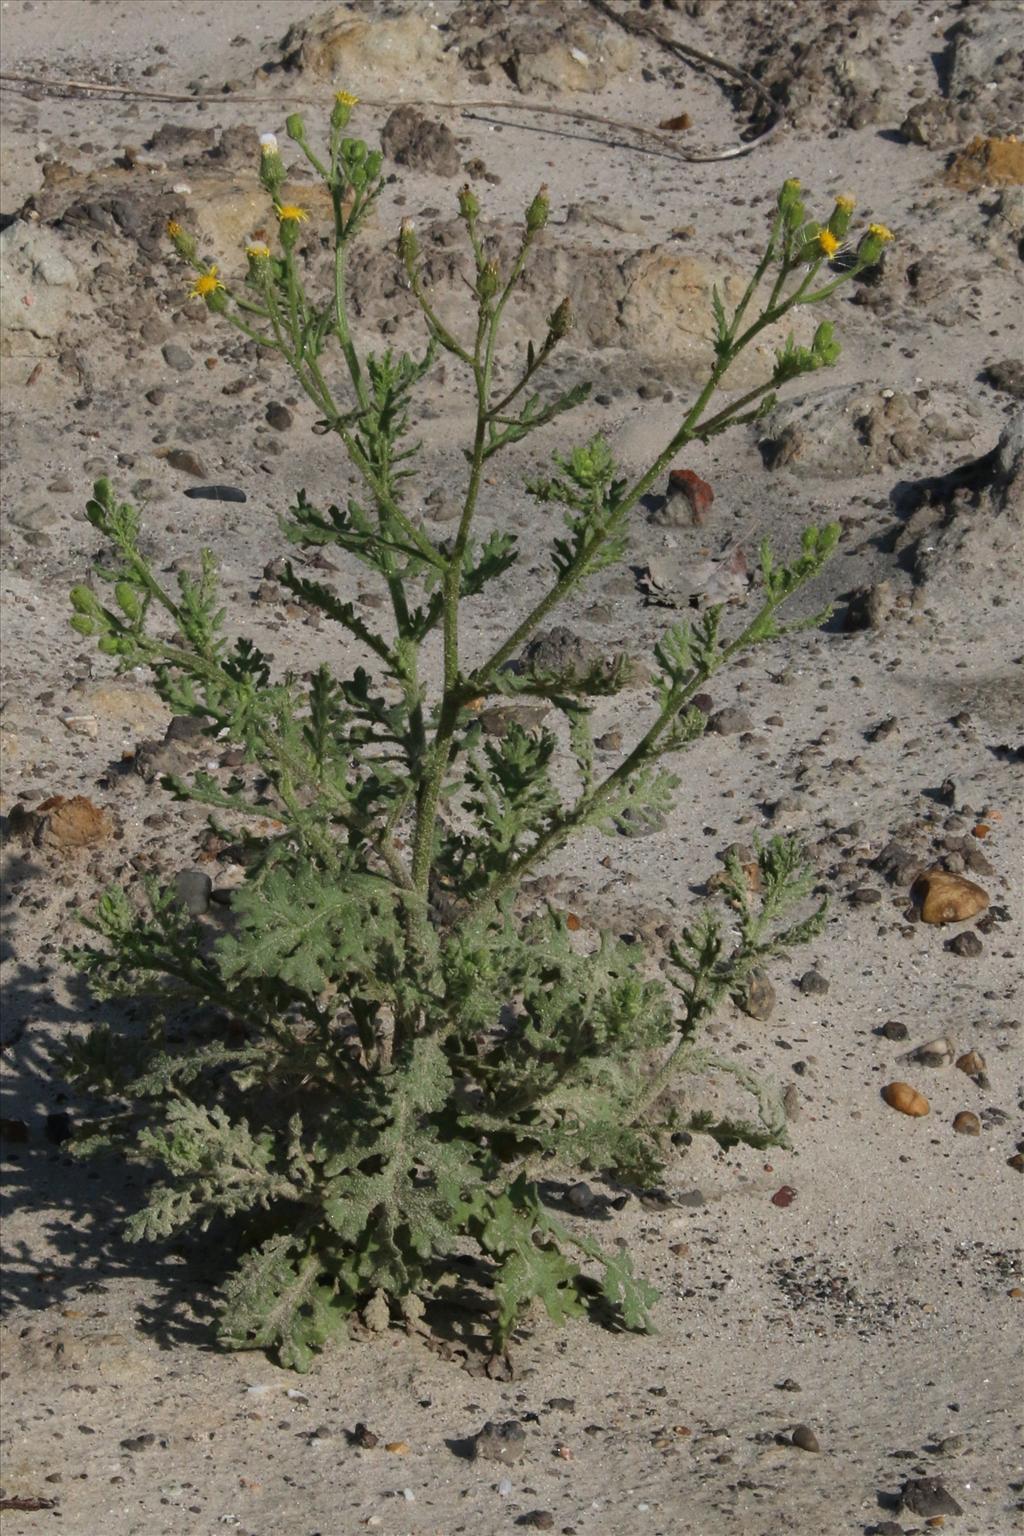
[{"x1": 65, "y1": 94, "x2": 894, "y2": 1370}]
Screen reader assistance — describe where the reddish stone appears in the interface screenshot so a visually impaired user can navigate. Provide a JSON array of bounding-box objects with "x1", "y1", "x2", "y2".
[{"x1": 667, "y1": 468, "x2": 715, "y2": 523}]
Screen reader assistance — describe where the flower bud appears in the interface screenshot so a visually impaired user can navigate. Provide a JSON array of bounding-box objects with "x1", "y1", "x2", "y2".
[
  {"x1": 777, "y1": 177, "x2": 805, "y2": 232},
  {"x1": 398, "y1": 218, "x2": 418, "y2": 271},
  {"x1": 364, "y1": 149, "x2": 383, "y2": 181},
  {"x1": 476, "y1": 259, "x2": 500, "y2": 300},
  {"x1": 259, "y1": 138, "x2": 286, "y2": 195},
  {"x1": 70, "y1": 613, "x2": 98, "y2": 637},
  {"x1": 115, "y1": 582, "x2": 142, "y2": 621},
  {"x1": 856, "y1": 222, "x2": 894, "y2": 269},
  {"x1": 166, "y1": 219, "x2": 197, "y2": 263},
  {"x1": 285, "y1": 113, "x2": 306, "y2": 143},
  {"x1": 70, "y1": 585, "x2": 101, "y2": 616},
  {"x1": 525, "y1": 184, "x2": 550, "y2": 233},
  {"x1": 547, "y1": 296, "x2": 572, "y2": 341},
  {"x1": 458, "y1": 183, "x2": 480, "y2": 221},
  {"x1": 828, "y1": 193, "x2": 855, "y2": 239},
  {"x1": 331, "y1": 90, "x2": 359, "y2": 131}
]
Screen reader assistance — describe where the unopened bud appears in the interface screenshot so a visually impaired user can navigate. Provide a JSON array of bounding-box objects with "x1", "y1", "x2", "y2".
[
  {"x1": 332, "y1": 90, "x2": 359, "y2": 131},
  {"x1": 547, "y1": 296, "x2": 572, "y2": 340},
  {"x1": 165, "y1": 219, "x2": 197, "y2": 263},
  {"x1": 828, "y1": 193, "x2": 855, "y2": 239},
  {"x1": 398, "y1": 218, "x2": 418, "y2": 270},
  {"x1": 285, "y1": 113, "x2": 306, "y2": 143},
  {"x1": 458, "y1": 183, "x2": 480, "y2": 221},
  {"x1": 526, "y1": 184, "x2": 550, "y2": 233},
  {"x1": 777, "y1": 177, "x2": 805, "y2": 231},
  {"x1": 115, "y1": 582, "x2": 141, "y2": 621},
  {"x1": 856, "y1": 222, "x2": 894, "y2": 269},
  {"x1": 476, "y1": 259, "x2": 500, "y2": 300}
]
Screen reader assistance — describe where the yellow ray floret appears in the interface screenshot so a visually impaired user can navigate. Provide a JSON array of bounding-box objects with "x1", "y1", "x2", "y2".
[
  {"x1": 335, "y1": 91, "x2": 359, "y2": 107},
  {"x1": 868, "y1": 223, "x2": 893, "y2": 242},
  {"x1": 190, "y1": 265, "x2": 224, "y2": 299},
  {"x1": 276, "y1": 204, "x2": 309, "y2": 224},
  {"x1": 817, "y1": 229, "x2": 840, "y2": 257}
]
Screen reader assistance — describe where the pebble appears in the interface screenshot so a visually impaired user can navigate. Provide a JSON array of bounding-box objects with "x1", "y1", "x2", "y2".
[
  {"x1": 952, "y1": 1111, "x2": 981, "y2": 1136},
  {"x1": 777, "y1": 1378, "x2": 802, "y2": 1392},
  {"x1": 912, "y1": 1037, "x2": 954, "y2": 1068},
  {"x1": 266, "y1": 402, "x2": 293, "y2": 431},
  {"x1": 183, "y1": 485, "x2": 247, "y2": 503},
  {"x1": 771, "y1": 1185, "x2": 797, "y2": 1208},
  {"x1": 353, "y1": 1423, "x2": 379, "y2": 1448},
  {"x1": 473, "y1": 1421, "x2": 527, "y2": 1464},
  {"x1": 172, "y1": 869, "x2": 212, "y2": 915},
  {"x1": 165, "y1": 447, "x2": 208, "y2": 478},
  {"x1": 790, "y1": 1424, "x2": 820, "y2": 1452},
  {"x1": 955, "y1": 1049, "x2": 985, "y2": 1076},
  {"x1": 516, "y1": 1514, "x2": 554, "y2": 1531},
  {"x1": 900, "y1": 1476, "x2": 963, "y2": 1518},
  {"x1": 595, "y1": 730, "x2": 622, "y2": 751},
  {"x1": 912, "y1": 868, "x2": 989, "y2": 924},
  {"x1": 798, "y1": 969, "x2": 829, "y2": 995},
  {"x1": 872, "y1": 1524, "x2": 906, "y2": 1536},
  {"x1": 737, "y1": 969, "x2": 776, "y2": 1021},
  {"x1": 881, "y1": 1021, "x2": 909, "y2": 1042},
  {"x1": 882, "y1": 1082, "x2": 930, "y2": 1117},
  {"x1": 567, "y1": 1182, "x2": 596, "y2": 1211},
  {"x1": 946, "y1": 930, "x2": 983, "y2": 957},
  {"x1": 707, "y1": 706, "x2": 754, "y2": 736},
  {"x1": 120, "y1": 1432, "x2": 156, "y2": 1452},
  {"x1": 161, "y1": 342, "x2": 193, "y2": 371}
]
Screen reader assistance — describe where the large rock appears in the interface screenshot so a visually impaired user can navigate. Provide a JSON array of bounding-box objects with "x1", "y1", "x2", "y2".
[
  {"x1": 759, "y1": 384, "x2": 977, "y2": 478},
  {"x1": 0, "y1": 221, "x2": 88, "y2": 352},
  {"x1": 275, "y1": 9, "x2": 456, "y2": 93}
]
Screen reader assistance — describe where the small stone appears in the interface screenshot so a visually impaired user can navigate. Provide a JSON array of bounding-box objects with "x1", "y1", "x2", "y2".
[
  {"x1": 771, "y1": 1185, "x2": 797, "y2": 1208},
  {"x1": 777, "y1": 1378, "x2": 802, "y2": 1392},
  {"x1": 881, "y1": 1021, "x2": 909, "y2": 1041},
  {"x1": 62, "y1": 713, "x2": 99, "y2": 739},
  {"x1": 982, "y1": 359, "x2": 1024, "y2": 399},
  {"x1": 595, "y1": 730, "x2": 622, "y2": 751},
  {"x1": 952, "y1": 1111, "x2": 980, "y2": 1136},
  {"x1": 473, "y1": 1420, "x2": 527, "y2": 1464},
  {"x1": 664, "y1": 467, "x2": 714, "y2": 524},
  {"x1": 172, "y1": 869, "x2": 212, "y2": 915},
  {"x1": 798, "y1": 969, "x2": 829, "y2": 996},
  {"x1": 546, "y1": 1398, "x2": 575, "y2": 1412},
  {"x1": 161, "y1": 342, "x2": 193, "y2": 371},
  {"x1": 35, "y1": 794, "x2": 112, "y2": 850},
  {"x1": 790, "y1": 1424, "x2": 820, "y2": 1452},
  {"x1": 516, "y1": 1515, "x2": 554, "y2": 1531},
  {"x1": 882, "y1": 1082, "x2": 930, "y2": 1117},
  {"x1": 1007, "y1": 1153, "x2": 1024, "y2": 1172},
  {"x1": 708, "y1": 706, "x2": 754, "y2": 736},
  {"x1": 849, "y1": 886, "x2": 882, "y2": 906},
  {"x1": 165, "y1": 447, "x2": 208, "y2": 478},
  {"x1": 937, "y1": 1435, "x2": 965, "y2": 1455},
  {"x1": 912, "y1": 869, "x2": 989, "y2": 925},
  {"x1": 912, "y1": 1037, "x2": 954, "y2": 1068},
  {"x1": 900, "y1": 1476, "x2": 963, "y2": 1518},
  {"x1": 567, "y1": 1182, "x2": 596, "y2": 1211},
  {"x1": 120, "y1": 1432, "x2": 156, "y2": 1452},
  {"x1": 353, "y1": 1422, "x2": 379, "y2": 1448},
  {"x1": 946, "y1": 930, "x2": 983, "y2": 957},
  {"x1": 873, "y1": 1524, "x2": 906, "y2": 1536},
  {"x1": 736, "y1": 969, "x2": 776, "y2": 1021},
  {"x1": 265, "y1": 402, "x2": 293, "y2": 431},
  {"x1": 384, "y1": 1441, "x2": 410, "y2": 1454},
  {"x1": 955, "y1": 1050, "x2": 985, "y2": 1076}
]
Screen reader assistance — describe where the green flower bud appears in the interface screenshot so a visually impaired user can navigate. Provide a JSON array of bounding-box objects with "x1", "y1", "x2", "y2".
[
  {"x1": 259, "y1": 133, "x2": 286, "y2": 195},
  {"x1": 827, "y1": 194, "x2": 855, "y2": 239},
  {"x1": 285, "y1": 113, "x2": 306, "y2": 143},
  {"x1": 165, "y1": 220, "x2": 197, "y2": 263},
  {"x1": 525, "y1": 184, "x2": 550, "y2": 233},
  {"x1": 397, "y1": 218, "x2": 419, "y2": 271},
  {"x1": 98, "y1": 635, "x2": 122, "y2": 656},
  {"x1": 458, "y1": 183, "x2": 480, "y2": 221},
  {"x1": 856, "y1": 222, "x2": 894, "y2": 269},
  {"x1": 115, "y1": 582, "x2": 141, "y2": 621},
  {"x1": 70, "y1": 613, "x2": 98, "y2": 637},
  {"x1": 547, "y1": 296, "x2": 572, "y2": 341},
  {"x1": 342, "y1": 137, "x2": 367, "y2": 164},
  {"x1": 331, "y1": 90, "x2": 359, "y2": 131},
  {"x1": 70, "y1": 584, "x2": 101, "y2": 616},
  {"x1": 810, "y1": 320, "x2": 840, "y2": 366},
  {"x1": 777, "y1": 177, "x2": 805, "y2": 232},
  {"x1": 476, "y1": 259, "x2": 500, "y2": 301},
  {"x1": 364, "y1": 150, "x2": 383, "y2": 181}
]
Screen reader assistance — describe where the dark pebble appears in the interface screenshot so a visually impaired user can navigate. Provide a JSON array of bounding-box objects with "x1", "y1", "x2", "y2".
[
  {"x1": 799, "y1": 969, "x2": 829, "y2": 995},
  {"x1": 790, "y1": 1424, "x2": 820, "y2": 1452},
  {"x1": 516, "y1": 1515, "x2": 554, "y2": 1531},
  {"x1": 173, "y1": 869, "x2": 212, "y2": 916},
  {"x1": 881, "y1": 1021, "x2": 909, "y2": 1041},
  {"x1": 849, "y1": 886, "x2": 882, "y2": 906},
  {"x1": 266, "y1": 402, "x2": 293, "y2": 431},
  {"x1": 872, "y1": 1523, "x2": 905, "y2": 1536},
  {"x1": 546, "y1": 1398, "x2": 575, "y2": 1413},
  {"x1": 900, "y1": 1476, "x2": 963, "y2": 1517},
  {"x1": 776, "y1": 1378, "x2": 802, "y2": 1392},
  {"x1": 161, "y1": 343, "x2": 193, "y2": 371},
  {"x1": 708, "y1": 706, "x2": 754, "y2": 736},
  {"x1": 183, "y1": 485, "x2": 247, "y2": 503},
  {"x1": 473, "y1": 1420, "x2": 527, "y2": 1463},
  {"x1": 120, "y1": 1432, "x2": 156, "y2": 1452},
  {"x1": 736, "y1": 969, "x2": 776, "y2": 1021},
  {"x1": 352, "y1": 1422, "x2": 379, "y2": 1448},
  {"x1": 946, "y1": 930, "x2": 983, "y2": 957}
]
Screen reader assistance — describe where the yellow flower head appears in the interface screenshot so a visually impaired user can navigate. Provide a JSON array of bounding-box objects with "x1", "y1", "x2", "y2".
[
  {"x1": 246, "y1": 241, "x2": 271, "y2": 259},
  {"x1": 335, "y1": 90, "x2": 359, "y2": 108},
  {"x1": 166, "y1": 219, "x2": 183, "y2": 238},
  {"x1": 275, "y1": 204, "x2": 309, "y2": 224},
  {"x1": 817, "y1": 228, "x2": 840, "y2": 258},
  {"x1": 868, "y1": 222, "x2": 894, "y2": 243},
  {"x1": 190, "y1": 265, "x2": 224, "y2": 299},
  {"x1": 834, "y1": 194, "x2": 855, "y2": 213}
]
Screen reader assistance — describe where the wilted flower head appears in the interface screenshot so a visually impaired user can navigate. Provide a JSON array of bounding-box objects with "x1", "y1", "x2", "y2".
[{"x1": 260, "y1": 133, "x2": 279, "y2": 155}]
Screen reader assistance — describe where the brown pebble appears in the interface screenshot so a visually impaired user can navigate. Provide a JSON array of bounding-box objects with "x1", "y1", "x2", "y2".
[
  {"x1": 882, "y1": 1081, "x2": 929, "y2": 1117},
  {"x1": 668, "y1": 1242, "x2": 689, "y2": 1257},
  {"x1": 912, "y1": 868, "x2": 989, "y2": 925},
  {"x1": 1008, "y1": 1153, "x2": 1024, "y2": 1173},
  {"x1": 384, "y1": 1441, "x2": 409, "y2": 1454},
  {"x1": 1008, "y1": 1287, "x2": 1023, "y2": 1300},
  {"x1": 955, "y1": 1049, "x2": 985, "y2": 1076},
  {"x1": 952, "y1": 1112, "x2": 980, "y2": 1136},
  {"x1": 790, "y1": 1424, "x2": 820, "y2": 1452}
]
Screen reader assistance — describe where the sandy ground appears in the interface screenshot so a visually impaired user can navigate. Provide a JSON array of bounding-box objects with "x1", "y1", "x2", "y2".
[{"x1": 1, "y1": 2, "x2": 1022, "y2": 1534}]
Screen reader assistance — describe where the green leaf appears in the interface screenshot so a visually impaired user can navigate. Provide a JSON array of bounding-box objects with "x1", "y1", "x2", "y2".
[{"x1": 219, "y1": 1236, "x2": 349, "y2": 1372}]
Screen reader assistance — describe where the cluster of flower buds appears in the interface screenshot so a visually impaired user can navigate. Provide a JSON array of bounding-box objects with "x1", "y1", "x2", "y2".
[{"x1": 339, "y1": 136, "x2": 383, "y2": 190}]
